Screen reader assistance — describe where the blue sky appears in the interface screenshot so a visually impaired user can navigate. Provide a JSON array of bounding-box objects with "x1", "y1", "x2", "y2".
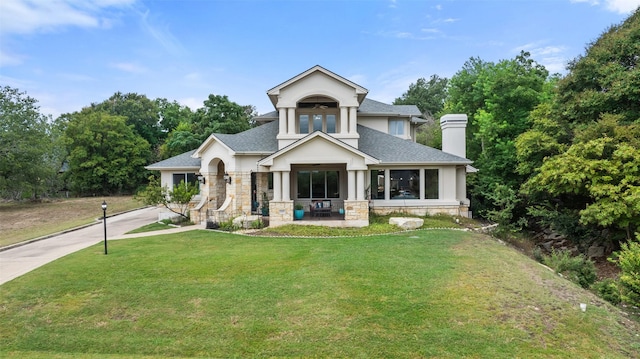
[{"x1": 1, "y1": 0, "x2": 638, "y2": 119}]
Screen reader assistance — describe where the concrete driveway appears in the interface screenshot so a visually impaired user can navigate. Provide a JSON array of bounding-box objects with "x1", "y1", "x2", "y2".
[{"x1": 0, "y1": 207, "x2": 202, "y2": 285}]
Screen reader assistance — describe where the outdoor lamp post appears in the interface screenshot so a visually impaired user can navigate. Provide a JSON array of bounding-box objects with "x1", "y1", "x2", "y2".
[{"x1": 101, "y1": 200, "x2": 108, "y2": 255}]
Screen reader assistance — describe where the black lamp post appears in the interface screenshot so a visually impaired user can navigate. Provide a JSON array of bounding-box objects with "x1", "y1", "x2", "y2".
[{"x1": 101, "y1": 200, "x2": 108, "y2": 255}]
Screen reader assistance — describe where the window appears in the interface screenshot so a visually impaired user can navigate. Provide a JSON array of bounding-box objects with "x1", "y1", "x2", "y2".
[
  {"x1": 326, "y1": 115, "x2": 336, "y2": 133},
  {"x1": 297, "y1": 170, "x2": 339, "y2": 198},
  {"x1": 390, "y1": 169, "x2": 419, "y2": 199},
  {"x1": 297, "y1": 112, "x2": 339, "y2": 134},
  {"x1": 299, "y1": 115, "x2": 309, "y2": 133},
  {"x1": 370, "y1": 170, "x2": 385, "y2": 199},
  {"x1": 172, "y1": 173, "x2": 198, "y2": 189},
  {"x1": 424, "y1": 169, "x2": 439, "y2": 199},
  {"x1": 389, "y1": 119, "x2": 404, "y2": 136}
]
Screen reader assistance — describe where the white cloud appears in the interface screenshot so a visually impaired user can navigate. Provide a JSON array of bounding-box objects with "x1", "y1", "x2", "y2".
[
  {"x1": 0, "y1": 49, "x2": 25, "y2": 66},
  {"x1": 0, "y1": 0, "x2": 136, "y2": 34},
  {"x1": 110, "y1": 62, "x2": 147, "y2": 73},
  {"x1": 604, "y1": 0, "x2": 640, "y2": 13},
  {"x1": 570, "y1": 0, "x2": 640, "y2": 13},
  {"x1": 514, "y1": 42, "x2": 569, "y2": 73},
  {"x1": 177, "y1": 97, "x2": 203, "y2": 111}
]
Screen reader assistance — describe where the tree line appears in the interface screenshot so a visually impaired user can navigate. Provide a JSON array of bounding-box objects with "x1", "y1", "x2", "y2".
[
  {"x1": 394, "y1": 9, "x2": 639, "y2": 252},
  {"x1": 0, "y1": 91, "x2": 255, "y2": 199}
]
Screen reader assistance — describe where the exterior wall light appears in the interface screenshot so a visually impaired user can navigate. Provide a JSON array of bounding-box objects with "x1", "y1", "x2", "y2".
[{"x1": 223, "y1": 172, "x2": 232, "y2": 184}]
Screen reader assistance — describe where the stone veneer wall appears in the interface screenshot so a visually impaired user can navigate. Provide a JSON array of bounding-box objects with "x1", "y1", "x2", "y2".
[
  {"x1": 343, "y1": 200, "x2": 369, "y2": 224},
  {"x1": 268, "y1": 201, "x2": 293, "y2": 227},
  {"x1": 227, "y1": 171, "x2": 253, "y2": 214}
]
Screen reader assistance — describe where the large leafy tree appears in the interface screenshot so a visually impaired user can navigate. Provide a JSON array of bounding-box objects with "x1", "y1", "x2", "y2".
[
  {"x1": 394, "y1": 75, "x2": 448, "y2": 117},
  {"x1": 192, "y1": 94, "x2": 253, "y2": 139},
  {"x1": 62, "y1": 110, "x2": 151, "y2": 195},
  {"x1": 519, "y1": 9, "x2": 640, "y2": 243},
  {"x1": 91, "y1": 92, "x2": 163, "y2": 151},
  {"x1": 0, "y1": 86, "x2": 60, "y2": 199},
  {"x1": 394, "y1": 75, "x2": 449, "y2": 148},
  {"x1": 445, "y1": 52, "x2": 550, "y2": 216},
  {"x1": 524, "y1": 116, "x2": 639, "y2": 241}
]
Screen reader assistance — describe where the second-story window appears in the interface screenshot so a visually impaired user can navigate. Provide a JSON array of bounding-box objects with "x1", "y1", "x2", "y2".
[
  {"x1": 389, "y1": 119, "x2": 404, "y2": 136},
  {"x1": 297, "y1": 100, "x2": 339, "y2": 134}
]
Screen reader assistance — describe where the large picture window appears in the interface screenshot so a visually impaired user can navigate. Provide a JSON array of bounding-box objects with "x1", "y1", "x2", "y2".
[
  {"x1": 297, "y1": 170, "x2": 339, "y2": 198},
  {"x1": 390, "y1": 169, "x2": 419, "y2": 199},
  {"x1": 424, "y1": 169, "x2": 439, "y2": 199}
]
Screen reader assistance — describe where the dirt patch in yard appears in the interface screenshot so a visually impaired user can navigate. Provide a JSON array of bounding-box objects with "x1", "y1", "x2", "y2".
[{"x1": 0, "y1": 197, "x2": 143, "y2": 247}]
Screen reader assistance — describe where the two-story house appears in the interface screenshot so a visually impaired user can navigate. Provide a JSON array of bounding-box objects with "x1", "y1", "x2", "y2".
[{"x1": 146, "y1": 65, "x2": 472, "y2": 227}]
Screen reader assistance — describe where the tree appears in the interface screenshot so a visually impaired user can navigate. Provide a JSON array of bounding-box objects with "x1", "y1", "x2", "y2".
[
  {"x1": 519, "y1": 9, "x2": 640, "y2": 243},
  {"x1": 62, "y1": 110, "x2": 151, "y2": 195},
  {"x1": 445, "y1": 52, "x2": 550, "y2": 217},
  {"x1": 155, "y1": 98, "x2": 194, "y2": 134},
  {"x1": 136, "y1": 175, "x2": 198, "y2": 220},
  {"x1": 159, "y1": 121, "x2": 201, "y2": 159},
  {"x1": 191, "y1": 94, "x2": 253, "y2": 141},
  {"x1": 394, "y1": 75, "x2": 448, "y2": 117},
  {"x1": 0, "y1": 86, "x2": 60, "y2": 199},
  {"x1": 555, "y1": 8, "x2": 640, "y2": 127},
  {"x1": 91, "y1": 92, "x2": 163, "y2": 150},
  {"x1": 523, "y1": 116, "x2": 640, "y2": 241}
]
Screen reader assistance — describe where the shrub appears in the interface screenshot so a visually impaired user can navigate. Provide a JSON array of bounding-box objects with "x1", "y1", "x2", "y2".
[
  {"x1": 612, "y1": 236, "x2": 640, "y2": 307},
  {"x1": 218, "y1": 219, "x2": 239, "y2": 232},
  {"x1": 592, "y1": 278, "x2": 622, "y2": 305},
  {"x1": 543, "y1": 250, "x2": 597, "y2": 288},
  {"x1": 250, "y1": 219, "x2": 264, "y2": 229}
]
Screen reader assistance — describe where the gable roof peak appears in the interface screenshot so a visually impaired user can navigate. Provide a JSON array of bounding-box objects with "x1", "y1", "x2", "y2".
[{"x1": 267, "y1": 65, "x2": 368, "y2": 108}]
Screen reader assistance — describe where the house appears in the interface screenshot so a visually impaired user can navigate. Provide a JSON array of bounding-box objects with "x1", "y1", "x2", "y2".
[{"x1": 146, "y1": 65, "x2": 472, "y2": 227}]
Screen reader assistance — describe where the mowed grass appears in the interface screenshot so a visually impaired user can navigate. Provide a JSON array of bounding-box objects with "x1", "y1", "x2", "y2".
[
  {"x1": 1, "y1": 230, "x2": 638, "y2": 358},
  {"x1": 0, "y1": 197, "x2": 144, "y2": 247}
]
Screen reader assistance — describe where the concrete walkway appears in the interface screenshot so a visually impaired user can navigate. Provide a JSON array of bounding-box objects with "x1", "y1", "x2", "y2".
[{"x1": 0, "y1": 207, "x2": 204, "y2": 286}]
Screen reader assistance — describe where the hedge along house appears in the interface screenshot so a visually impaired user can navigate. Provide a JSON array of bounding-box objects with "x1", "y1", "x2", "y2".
[{"x1": 146, "y1": 65, "x2": 473, "y2": 227}]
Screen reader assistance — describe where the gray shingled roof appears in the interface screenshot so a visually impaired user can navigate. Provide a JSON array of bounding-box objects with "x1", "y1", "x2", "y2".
[
  {"x1": 357, "y1": 125, "x2": 471, "y2": 164},
  {"x1": 147, "y1": 117, "x2": 468, "y2": 169},
  {"x1": 359, "y1": 98, "x2": 422, "y2": 116},
  {"x1": 145, "y1": 150, "x2": 201, "y2": 169},
  {"x1": 213, "y1": 120, "x2": 279, "y2": 152}
]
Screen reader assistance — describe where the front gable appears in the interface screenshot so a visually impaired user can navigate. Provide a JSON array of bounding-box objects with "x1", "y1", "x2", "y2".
[
  {"x1": 267, "y1": 65, "x2": 368, "y2": 109},
  {"x1": 258, "y1": 131, "x2": 378, "y2": 171}
]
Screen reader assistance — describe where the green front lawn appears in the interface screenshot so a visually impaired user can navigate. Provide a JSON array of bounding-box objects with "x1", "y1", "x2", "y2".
[{"x1": 1, "y1": 229, "x2": 638, "y2": 358}]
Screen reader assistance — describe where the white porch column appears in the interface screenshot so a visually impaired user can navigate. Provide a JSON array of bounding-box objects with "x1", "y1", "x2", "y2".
[
  {"x1": 349, "y1": 107, "x2": 357, "y2": 134},
  {"x1": 278, "y1": 108, "x2": 286, "y2": 135},
  {"x1": 356, "y1": 170, "x2": 365, "y2": 200},
  {"x1": 273, "y1": 171, "x2": 282, "y2": 201},
  {"x1": 347, "y1": 170, "x2": 356, "y2": 201},
  {"x1": 340, "y1": 106, "x2": 348, "y2": 134},
  {"x1": 287, "y1": 107, "x2": 296, "y2": 135},
  {"x1": 384, "y1": 169, "x2": 391, "y2": 200},
  {"x1": 282, "y1": 170, "x2": 291, "y2": 201}
]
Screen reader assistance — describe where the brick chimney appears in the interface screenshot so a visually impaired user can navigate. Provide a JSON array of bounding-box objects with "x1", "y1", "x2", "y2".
[{"x1": 440, "y1": 114, "x2": 468, "y2": 158}]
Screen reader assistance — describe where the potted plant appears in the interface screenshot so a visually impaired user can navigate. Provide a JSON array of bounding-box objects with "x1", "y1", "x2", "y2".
[
  {"x1": 261, "y1": 192, "x2": 269, "y2": 216},
  {"x1": 294, "y1": 203, "x2": 304, "y2": 220}
]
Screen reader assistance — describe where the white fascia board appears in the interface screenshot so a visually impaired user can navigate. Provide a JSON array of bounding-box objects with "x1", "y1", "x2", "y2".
[{"x1": 192, "y1": 134, "x2": 235, "y2": 158}]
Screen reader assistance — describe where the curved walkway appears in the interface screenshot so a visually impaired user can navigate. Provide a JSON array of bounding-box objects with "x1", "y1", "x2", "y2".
[{"x1": 0, "y1": 207, "x2": 203, "y2": 286}]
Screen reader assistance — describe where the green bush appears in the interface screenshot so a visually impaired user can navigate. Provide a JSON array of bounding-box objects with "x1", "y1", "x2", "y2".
[
  {"x1": 218, "y1": 220, "x2": 239, "y2": 232},
  {"x1": 613, "y1": 236, "x2": 640, "y2": 307},
  {"x1": 543, "y1": 250, "x2": 597, "y2": 288},
  {"x1": 592, "y1": 278, "x2": 622, "y2": 305}
]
